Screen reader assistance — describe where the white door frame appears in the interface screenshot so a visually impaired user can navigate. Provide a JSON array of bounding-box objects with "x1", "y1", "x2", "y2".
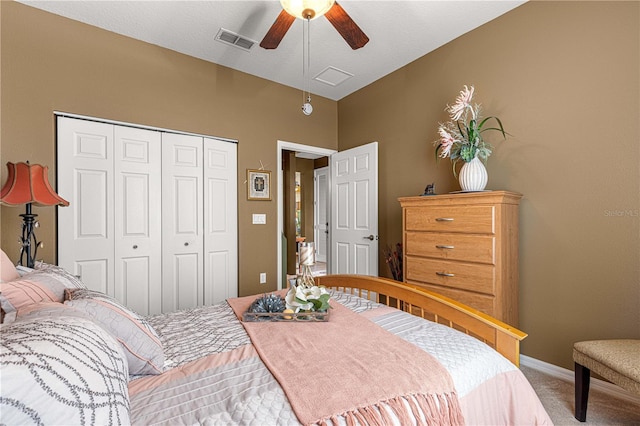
[
  {"x1": 277, "y1": 141, "x2": 336, "y2": 290},
  {"x1": 313, "y1": 166, "x2": 329, "y2": 263}
]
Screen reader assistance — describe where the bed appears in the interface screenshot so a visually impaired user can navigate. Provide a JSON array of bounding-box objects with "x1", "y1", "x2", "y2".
[{"x1": 0, "y1": 260, "x2": 552, "y2": 425}]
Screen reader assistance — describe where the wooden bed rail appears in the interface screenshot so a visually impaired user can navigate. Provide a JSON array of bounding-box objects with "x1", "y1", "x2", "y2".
[{"x1": 315, "y1": 274, "x2": 527, "y2": 367}]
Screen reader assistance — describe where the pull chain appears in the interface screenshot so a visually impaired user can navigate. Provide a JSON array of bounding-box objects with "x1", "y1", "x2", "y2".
[{"x1": 302, "y1": 16, "x2": 313, "y2": 115}]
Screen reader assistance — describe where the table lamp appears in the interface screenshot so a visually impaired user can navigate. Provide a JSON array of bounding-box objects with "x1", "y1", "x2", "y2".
[{"x1": 0, "y1": 161, "x2": 69, "y2": 267}]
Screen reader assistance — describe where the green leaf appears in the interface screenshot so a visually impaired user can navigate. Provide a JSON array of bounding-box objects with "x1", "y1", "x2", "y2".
[
  {"x1": 307, "y1": 294, "x2": 331, "y2": 312},
  {"x1": 479, "y1": 116, "x2": 510, "y2": 139},
  {"x1": 434, "y1": 143, "x2": 443, "y2": 162},
  {"x1": 310, "y1": 299, "x2": 323, "y2": 310}
]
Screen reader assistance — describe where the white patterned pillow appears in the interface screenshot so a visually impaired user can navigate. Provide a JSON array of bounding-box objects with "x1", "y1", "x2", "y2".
[
  {"x1": 65, "y1": 288, "x2": 165, "y2": 375},
  {"x1": 34, "y1": 261, "x2": 87, "y2": 289},
  {"x1": 15, "y1": 300, "x2": 89, "y2": 322},
  {"x1": 0, "y1": 314, "x2": 130, "y2": 425}
]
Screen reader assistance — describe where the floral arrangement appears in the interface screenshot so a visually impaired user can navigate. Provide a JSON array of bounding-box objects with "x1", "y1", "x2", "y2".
[
  {"x1": 383, "y1": 243, "x2": 403, "y2": 282},
  {"x1": 285, "y1": 282, "x2": 331, "y2": 313},
  {"x1": 434, "y1": 85, "x2": 508, "y2": 174}
]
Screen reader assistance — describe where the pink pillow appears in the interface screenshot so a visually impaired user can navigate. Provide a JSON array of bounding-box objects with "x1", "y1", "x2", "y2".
[
  {"x1": 0, "y1": 249, "x2": 19, "y2": 282},
  {"x1": 0, "y1": 278, "x2": 60, "y2": 323}
]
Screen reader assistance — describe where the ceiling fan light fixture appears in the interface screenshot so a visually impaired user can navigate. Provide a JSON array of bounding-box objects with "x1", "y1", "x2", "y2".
[{"x1": 280, "y1": 0, "x2": 335, "y2": 20}]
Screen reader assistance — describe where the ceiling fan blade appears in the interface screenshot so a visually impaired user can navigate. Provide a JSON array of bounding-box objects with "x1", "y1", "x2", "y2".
[
  {"x1": 324, "y1": 1, "x2": 369, "y2": 50},
  {"x1": 260, "y1": 9, "x2": 296, "y2": 49}
]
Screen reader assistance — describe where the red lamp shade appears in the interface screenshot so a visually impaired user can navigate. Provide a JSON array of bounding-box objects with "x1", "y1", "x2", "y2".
[{"x1": 0, "y1": 162, "x2": 69, "y2": 207}]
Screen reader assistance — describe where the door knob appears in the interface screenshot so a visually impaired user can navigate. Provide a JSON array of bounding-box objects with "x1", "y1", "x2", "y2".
[
  {"x1": 133, "y1": 245, "x2": 138, "y2": 249},
  {"x1": 363, "y1": 235, "x2": 375, "y2": 241}
]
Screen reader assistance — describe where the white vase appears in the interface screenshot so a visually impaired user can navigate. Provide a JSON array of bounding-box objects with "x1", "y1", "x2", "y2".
[{"x1": 458, "y1": 156, "x2": 488, "y2": 191}]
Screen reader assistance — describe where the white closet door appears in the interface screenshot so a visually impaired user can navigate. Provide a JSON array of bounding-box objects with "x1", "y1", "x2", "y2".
[
  {"x1": 57, "y1": 117, "x2": 115, "y2": 294},
  {"x1": 203, "y1": 138, "x2": 238, "y2": 304},
  {"x1": 114, "y1": 126, "x2": 162, "y2": 315},
  {"x1": 162, "y1": 133, "x2": 204, "y2": 312}
]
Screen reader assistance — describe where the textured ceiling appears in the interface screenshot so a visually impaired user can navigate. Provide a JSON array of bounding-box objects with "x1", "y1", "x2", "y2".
[{"x1": 18, "y1": 1, "x2": 526, "y2": 101}]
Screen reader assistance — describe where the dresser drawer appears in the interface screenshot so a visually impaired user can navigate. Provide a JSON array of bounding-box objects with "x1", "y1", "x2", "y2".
[
  {"x1": 405, "y1": 257, "x2": 495, "y2": 296},
  {"x1": 406, "y1": 282, "x2": 496, "y2": 318},
  {"x1": 405, "y1": 205, "x2": 495, "y2": 234},
  {"x1": 405, "y1": 232, "x2": 495, "y2": 264}
]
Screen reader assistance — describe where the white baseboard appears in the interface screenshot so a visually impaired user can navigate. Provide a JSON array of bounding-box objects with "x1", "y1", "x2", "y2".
[{"x1": 520, "y1": 355, "x2": 640, "y2": 405}]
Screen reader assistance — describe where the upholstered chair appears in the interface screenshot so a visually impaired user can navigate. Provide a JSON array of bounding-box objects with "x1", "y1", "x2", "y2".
[{"x1": 573, "y1": 339, "x2": 640, "y2": 422}]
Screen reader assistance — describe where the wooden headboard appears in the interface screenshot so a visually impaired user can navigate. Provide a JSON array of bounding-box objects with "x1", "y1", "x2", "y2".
[{"x1": 315, "y1": 274, "x2": 527, "y2": 366}]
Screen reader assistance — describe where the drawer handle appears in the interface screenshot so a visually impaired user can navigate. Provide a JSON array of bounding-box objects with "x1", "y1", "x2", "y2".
[
  {"x1": 435, "y1": 217, "x2": 454, "y2": 222},
  {"x1": 436, "y1": 272, "x2": 455, "y2": 277},
  {"x1": 435, "y1": 245, "x2": 455, "y2": 249}
]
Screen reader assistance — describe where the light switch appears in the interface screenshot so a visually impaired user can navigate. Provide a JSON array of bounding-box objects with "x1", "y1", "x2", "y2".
[{"x1": 252, "y1": 214, "x2": 266, "y2": 224}]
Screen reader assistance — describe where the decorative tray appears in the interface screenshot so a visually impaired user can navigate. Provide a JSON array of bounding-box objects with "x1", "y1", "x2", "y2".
[{"x1": 242, "y1": 310, "x2": 330, "y2": 322}]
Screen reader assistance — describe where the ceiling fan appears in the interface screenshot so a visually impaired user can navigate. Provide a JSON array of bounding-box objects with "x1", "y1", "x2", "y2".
[{"x1": 260, "y1": 0, "x2": 369, "y2": 50}]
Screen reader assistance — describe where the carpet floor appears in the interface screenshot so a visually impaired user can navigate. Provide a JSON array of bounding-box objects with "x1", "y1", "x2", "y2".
[{"x1": 520, "y1": 365, "x2": 640, "y2": 425}]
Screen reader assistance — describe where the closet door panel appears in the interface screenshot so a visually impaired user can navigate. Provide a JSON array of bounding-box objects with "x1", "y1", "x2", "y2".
[
  {"x1": 207, "y1": 252, "x2": 230, "y2": 304},
  {"x1": 162, "y1": 133, "x2": 204, "y2": 312},
  {"x1": 57, "y1": 117, "x2": 114, "y2": 294},
  {"x1": 74, "y1": 260, "x2": 109, "y2": 294},
  {"x1": 203, "y1": 138, "x2": 238, "y2": 304},
  {"x1": 173, "y1": 253, "x2": 200, "y2": 310},
  {"x1": 114, "y1": 126, "x2": 162, "y2": 315}
]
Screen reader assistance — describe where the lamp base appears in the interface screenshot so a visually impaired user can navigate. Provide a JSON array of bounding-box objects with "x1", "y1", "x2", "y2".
[{"x1": 19, "y1": 203, "x2": 41, "y2": 268}]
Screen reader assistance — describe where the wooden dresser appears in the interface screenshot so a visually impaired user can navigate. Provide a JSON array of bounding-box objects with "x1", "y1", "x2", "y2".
[{"x1": 398, "y1": 191, "x2": 522, "y2": 326}]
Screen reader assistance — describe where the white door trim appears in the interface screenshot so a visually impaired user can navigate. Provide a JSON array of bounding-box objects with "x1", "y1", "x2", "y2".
[
  {"x1": 54, "y1": 111, "x2": 237, "y2": 144},
  {"x1": 276, "y1": 141, "x2": 336, "y2": 290},
  {"x1": 313, "y1": 166, "x2": 329, "y2": 263}
]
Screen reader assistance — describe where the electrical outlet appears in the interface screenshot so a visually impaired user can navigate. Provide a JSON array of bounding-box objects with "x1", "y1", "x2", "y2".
[{"x1": 259, "y1": 272, "x2": 267, "y2": 284}]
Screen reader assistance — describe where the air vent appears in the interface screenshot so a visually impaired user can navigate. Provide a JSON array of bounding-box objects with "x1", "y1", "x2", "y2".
[
  {"x1": 314, "y1": 66, "x2": 354, "y2": 87},
  {"x1": 215, "y1": 28, "x2": 256, "y2": 52}
]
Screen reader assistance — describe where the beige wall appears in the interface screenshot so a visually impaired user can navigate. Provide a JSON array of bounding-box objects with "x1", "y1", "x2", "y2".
[
  {"x1": 339, "y1": 1, "x2": 639, "y2": 369},
  {"x1": 0, "y1": 1, "x2": 338, "y2": 297},
  {"x1": 2, "y1": 1, "x2": 638, "y2": 370}
]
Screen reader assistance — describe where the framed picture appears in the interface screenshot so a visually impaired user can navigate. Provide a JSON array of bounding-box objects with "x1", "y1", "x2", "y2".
[{"x1": 247, "y1": 169, "x2": 271, "y2": 200}]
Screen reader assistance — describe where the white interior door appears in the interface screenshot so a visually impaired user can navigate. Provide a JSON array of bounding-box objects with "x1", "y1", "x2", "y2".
[
  {"x1": 58, "y1": 117, "x2": 115, "y2": 295},
  {"x1": 114, "y1": 126, "x2": 162, "y2": 315},
  {"x1": 314, "y1": 167, "x2": 329, "y2": 263},
  {"x1": 162, "y1": 133, "x2": 204, "y2": 312},
  {"x1": 203, "y1": 137, "x2": 238, "y2": 304},
  {"x1": 330, "y1": 142, "x2": 378, "y2": 275}
]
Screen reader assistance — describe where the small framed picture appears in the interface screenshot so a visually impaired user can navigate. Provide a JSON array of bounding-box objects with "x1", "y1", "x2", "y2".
[{"x1": 247, "y1": 169, "x2": 271, "y2": 200}]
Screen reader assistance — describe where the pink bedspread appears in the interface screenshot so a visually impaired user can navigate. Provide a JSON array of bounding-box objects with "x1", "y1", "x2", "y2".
[
  {"x1": 128, "y1": 289, "x2": 553, "y2": 425},
  {"x1": 228, "y1": 294, "x2": 464, "y2": 426}
]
